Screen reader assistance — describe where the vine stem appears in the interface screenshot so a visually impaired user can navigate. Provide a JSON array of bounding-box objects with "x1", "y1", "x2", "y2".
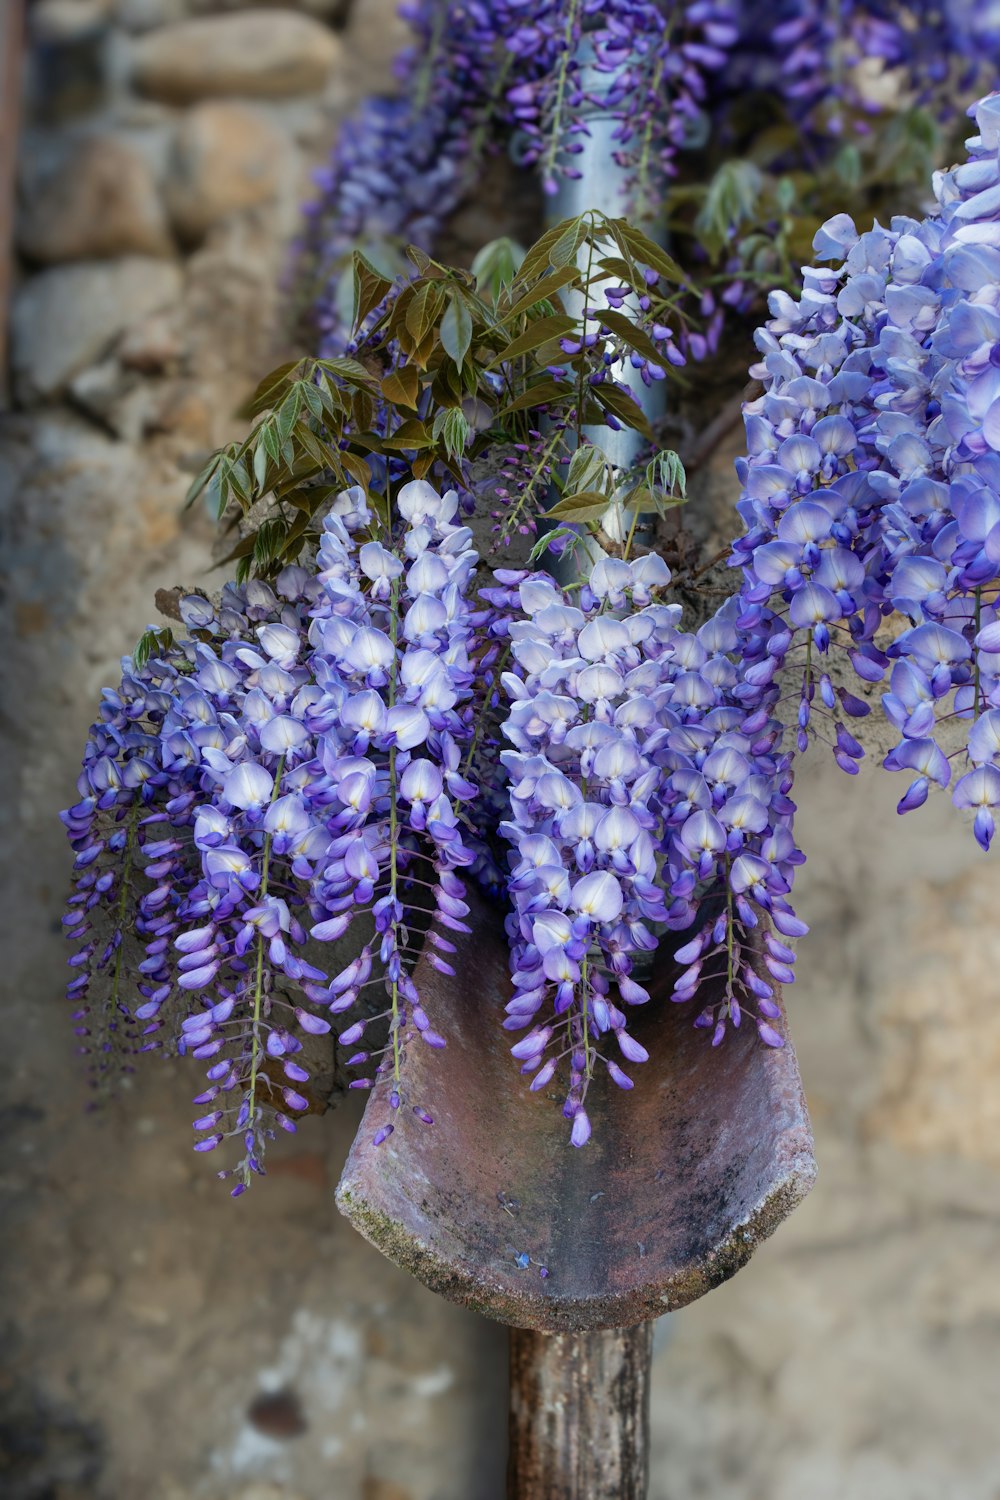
[
  {"x1": 388, "y1": 572, "x2": 402, "y2": 1084},
  {"x1": 107, "y1": 799, "x2": 142, "y2": 1044},
  {"x1": 463, "y1": 641, "x2": 511, "y2": 774},
  {"x1": 975, "y1": 586, "x2": 982, "y2": 715},
  {"x1": 246, "y1": 754, "x2": 287, "y2": 1146},
  {"x1": 541, "y1": 0, "x2": 583, "y2": 194},
  {"x1": 725, "y1": 852, "x2": 734, "y2": 1014}
]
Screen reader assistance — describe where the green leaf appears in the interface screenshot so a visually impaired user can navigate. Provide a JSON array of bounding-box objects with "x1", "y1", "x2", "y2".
[
  {"x1": 440, "y1": 293, "x2": 473, "y2": 366},
  {"x1": 503, "y1": 265, "x2": 581, "y2": 322},
  {"x1": 646, "y1": 448, "x2": 687, "y2": 500},
  {"x1": 527, "y1": 525, "x2": 584, "y2": 564},
  {"x1": 487, "y1": 314, "x2": 577, "y2": 369},
  {"x1": 516, "y1": 217, "x2": 584, "y2": 282},
  {"x1": 550, "y1": 217, "x2": 589, "y2": 268},
  {"x1": 202, "y1": 466, "x2": 225, "y2": 521},
  {"x1": 593, "y1": 383, "x2": 653, "y2": 440},
  {"x1": 381, "y1": 366, "x2": 420, "y2": 410},
  {"x1": 276, "y1": 387, "x2": 303, "y2": 445},
  {"x1": 693, "y1": 161, "x2": 764, "y2": 250},
  {"x1": 253, "y1": 438, "x2": 269, "y2": 491},
  {"x1": 566, "y1": 444, "x2": 610, "y2": 496},
  {"x1": 316, "y1": 356, "x2": 379, "y2": 387},
  {"x1": 609, "y1": 219, "x2": 686, "y2": 284},
  {"x1": 132, "y1": 625, "x2": 174, "y2": 671},
  {"x1": 380, "y1": 418, "x2": 432, "y2": 452},
  {"x1": 594, "y1": 308, "x2": 665, "y2": 369},
  {"x1": 352, "y1": 251, "x2": 393, "y2": 331},
  {"x1": 300, "y1": 380, "x2": 325, "y2": 422},
  {"x1": 547, "y1": 490, "x2": 612, "y2": 521},
  {"x1": 261, "y1": 420, "x2": 282, "y2": 465},
  {"x1": 405, "y1": 282, "x2": 446, "y2": 345},
  {"x1": 227, "y1": 456, "x2": 252, "y2": 502},
  {"x1": 471, "y1": 236, "x2": 525, "y2": 300},
  {"x1": 496, "y1": 378, "x2": 571, "y2": 416},
  {"x1": 242, "y1": 359, "x2": 304, "y2": 420},
  {"x1": 184, "y1": 451, "x2": 222, "y2": 510},
  {"x1": 433, "y1": 406, "x2": 471, "y2": 463},
  {"x1": 253, "y1": 518, "x2": 284, "y2": 569}
]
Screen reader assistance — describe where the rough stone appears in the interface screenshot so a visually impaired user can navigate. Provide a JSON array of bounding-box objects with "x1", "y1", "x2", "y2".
[
  {"x1": 165, "y1": 102, "x2": 286, "y2": 243},
  {"x1": 342, "y1": 0, "x2": 410, "y2": 91},
  {"x1": 115, "y1": 0, "x2": 189, "y2": 31},
  {"x1": 118, "y1": 311, "x2": 183, "y2": 372},
  {"x1": 18, "y1": 134, "x2": 173, "y2": 264},
  {"x1": 31, "y1": 0, "x2": 114, "y2": 43},
  {"x1": 866, "y1": 864, "x2": 1000, "y2": 1166},
  {"x1": 11, "y1": 258, "x2": 183, "y2": 401},
  {"x1": 193, "y1": 0, "x2": 349, "y2": 17},
  {"x1": 131, "y1": 10, "x2": 342, "y2": 103}
]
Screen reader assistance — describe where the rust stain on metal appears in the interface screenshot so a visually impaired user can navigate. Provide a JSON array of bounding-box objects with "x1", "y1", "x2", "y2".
[{"x1": 336, "y1": 888, "x2": 816, "y2": 1332}]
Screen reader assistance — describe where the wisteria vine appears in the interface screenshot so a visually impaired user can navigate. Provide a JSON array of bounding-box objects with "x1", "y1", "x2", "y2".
[
  {"x1": 732, "y1": 92, "x2": 1000, "y2": 851},
  {"x1": 63, "y1": 475, "x2": 804, "y2": 1186},
  {"x1": 63, "y1": 87, "x2": 1000, "y2": 1193},
  {"x1": 301, "y1": 0, "x2": 1000, "y2": 360}
]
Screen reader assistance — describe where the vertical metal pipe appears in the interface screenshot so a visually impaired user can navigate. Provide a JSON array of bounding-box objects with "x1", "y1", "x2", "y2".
[
  {"x1": 507, "y1": 1324, "x2": 654, "y2": 1500},
  {"x1": 543, "y1": 36, "x2": 667, "y2": 569}
]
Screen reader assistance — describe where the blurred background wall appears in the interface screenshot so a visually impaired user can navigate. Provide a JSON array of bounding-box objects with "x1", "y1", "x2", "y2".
[{"x1": 1, "y1": 3, "x2": 999, "y2": 1497}]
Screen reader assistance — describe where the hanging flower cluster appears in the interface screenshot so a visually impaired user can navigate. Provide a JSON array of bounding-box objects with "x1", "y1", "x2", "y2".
[
  {"x1": 497, "y1": 553, "x2": 798, "y2": 1146},
  {"x1": 63, "y1": 463, "x2": 814, "y2": 1180},
  {"x1": 302, "y1": 0, "x2": 1000, "y2": 362},
  {"x1": 741, "y1": 0, "x2": 999, "y2": 131},
  {"x1": 303, "y1": 0, "x2": 739, "y2": 357},
  {"x1": 63, "y1": 482, "x2": 492, "y2": 1189},
  {"x1": 731, "y1": 92, "x2": 1000, "y2": 848}
]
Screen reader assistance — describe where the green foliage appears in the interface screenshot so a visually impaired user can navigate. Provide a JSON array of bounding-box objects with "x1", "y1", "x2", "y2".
[
  {"x1": 671, "y1": 101, "x2": 947, "y2": 302},
  {"x1": 132, "y1": 625, "x2": 175, "y2": 671},
  {"x1": 189, "y1": 212, "x2": 692, "y2": 577}
]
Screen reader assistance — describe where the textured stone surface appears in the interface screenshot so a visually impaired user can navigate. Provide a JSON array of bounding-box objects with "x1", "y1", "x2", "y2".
[
  {"x1": 11, "y1": 257, "x2": 183, "y2": 400},
  {"x1": 165, "y1": 102, "x2": 287, "y2": 242},
  {"x1": 31, "y1": 0, "x2": 115, "y2": 42},
  {"x1": 341, "y1": 0, "x2": 411, "y2": 96},
  {"x1": 131, "y1": 10, "x2": 342, "y2": 102},
  {"x1": 18, "y1": 133, "x2": 174, "y2": 263}
]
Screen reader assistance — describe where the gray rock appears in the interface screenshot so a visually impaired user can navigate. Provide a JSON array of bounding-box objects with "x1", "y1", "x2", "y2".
[
  {"x1": 131, "y1": 10, "x2": 342, "y2": 102},
  {"x1": 165, "y1": 102, "x2": 286, "y2": 243},
  {"x1": 18, "y1": 134, "x2": 174, "y2": 265},
  {"x1": 31, "y1": 0, "x2": 114, "y2": 43},
  {"x1": 115, "y1": 0, "x2": 189, "y2": 32},
  {"x1": 11, "y1": 258, "x2": 183, "y2": 401},
  {"x1": 343, "y1": 0, "x2": 411, "y2": 92}
]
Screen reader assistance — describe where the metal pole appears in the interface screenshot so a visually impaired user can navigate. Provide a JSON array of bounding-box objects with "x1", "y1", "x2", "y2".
[
  {"x1": 507, "y1": 30, "x2": 669, "y2": 1496},
  {"x1": 542, "y1": 35, "x2": 667, "y2": 573},
  {"x1": 508, "y1": 1324, "x2": 654, "y2": 1500}
]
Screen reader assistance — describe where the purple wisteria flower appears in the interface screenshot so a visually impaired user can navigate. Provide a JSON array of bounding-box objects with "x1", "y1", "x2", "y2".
[
  {"x1": 63, "y1": 482, "x2": 486, "y2": 1189},
  {"x1": 64, "y1": 462, "x2": 813, "y2": 1174},
  {"x1": 731, "y1": 90, "x2": 1000, "y2": 849},
  {"x1": 303, "y1": 0, "x2": 738, "y2": 357},
  {"x1": 498, "y1": 552, "x2": 800, "y2": 1142}
]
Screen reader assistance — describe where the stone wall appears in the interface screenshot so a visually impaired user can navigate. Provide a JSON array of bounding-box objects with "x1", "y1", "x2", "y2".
[{"x1": 2, "y1": 6, "x2": 1000, "y2": 1499}]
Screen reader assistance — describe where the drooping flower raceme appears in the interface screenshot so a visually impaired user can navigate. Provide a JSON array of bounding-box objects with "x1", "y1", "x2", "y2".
[
  {"x1": 63, "y1": 483, "x2": 488, "y2": 1187},
  {"x1": 731, "y1": 91, "x2": 1000, "y2": 849},
  {"x1": 64, "y1": 468, "x2": 813, "y2": 1176},
  {"x1": 498, "y1": 553, "x2": 800, "y2": 1144},
  {"x1": 303, "y1": 0, "x2": 739, "y2": 357}
]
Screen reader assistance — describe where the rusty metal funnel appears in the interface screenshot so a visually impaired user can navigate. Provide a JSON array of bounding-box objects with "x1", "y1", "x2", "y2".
[{"x1": 335, "y1": 886, "x2": 816, "y2": 1333}]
